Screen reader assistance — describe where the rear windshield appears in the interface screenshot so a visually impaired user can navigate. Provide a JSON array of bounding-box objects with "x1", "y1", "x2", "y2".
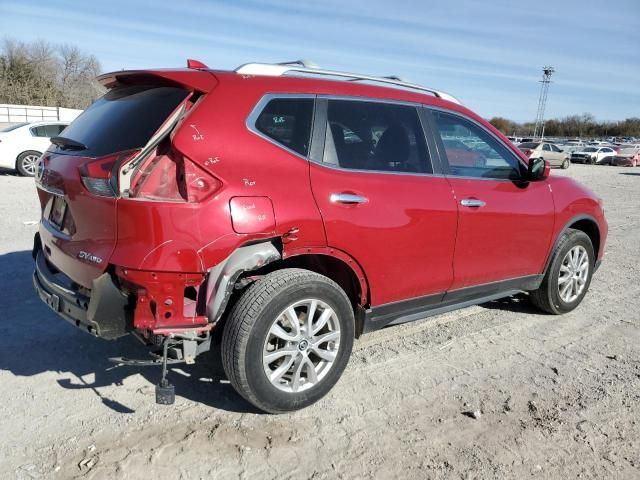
[
  {"x1": 56, "y1": 85, "x2": 189, "y2": 157},
  {"x1": 518, "y1": 142, "x2": 540, "y2": 149}
]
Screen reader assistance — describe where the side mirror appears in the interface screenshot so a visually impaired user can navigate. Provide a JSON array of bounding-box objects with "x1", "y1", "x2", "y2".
[{"x1": 527, "y1": 157, "x2": 550, "y2": 181}]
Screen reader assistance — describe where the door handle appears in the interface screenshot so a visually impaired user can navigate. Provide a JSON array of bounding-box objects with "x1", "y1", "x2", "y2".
[
  {"x1": 330, "y1": 193, "x2": 369, "y2": 204},
  {"x1": 460, "y1": 198, "x2": 486, "y2": 208}
]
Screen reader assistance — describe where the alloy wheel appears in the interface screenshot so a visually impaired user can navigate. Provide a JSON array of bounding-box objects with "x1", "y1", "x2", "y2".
[
  {"x1": 557, "y1": 245, "x2": 589, "y2": 303},
  {"x1": 21, "y1": 154, "x2": 40, "y2": 175},
  {"x1": 263, "y1": 299, "x2": 341, "y2": 393}
]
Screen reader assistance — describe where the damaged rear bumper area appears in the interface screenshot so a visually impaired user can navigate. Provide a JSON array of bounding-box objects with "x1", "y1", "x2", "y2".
[{"x1": 33, "y1": 250, "x2": 132, "y2": 339}]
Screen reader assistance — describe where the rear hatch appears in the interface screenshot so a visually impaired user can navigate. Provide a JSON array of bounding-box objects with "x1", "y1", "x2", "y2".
[{"x1": 36, "y1": 71, "x2": 215, "y2": 288}]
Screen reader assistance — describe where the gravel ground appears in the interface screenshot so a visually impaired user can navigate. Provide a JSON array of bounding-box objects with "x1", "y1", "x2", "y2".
[{"x1": 0, "y1": 165, "x2": 638, "y2": 480}]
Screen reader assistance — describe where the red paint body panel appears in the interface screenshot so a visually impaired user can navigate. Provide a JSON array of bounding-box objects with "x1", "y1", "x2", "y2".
[
  {"x1": 37, "y1": 152, "x2": 117, "y2": 287},
  {"x1": 229, "y1": 197, "x2": 276, "y2": 234},
  {"x1": 446, "y1": 178, "x2": 555, "y2": 289},
  {"x1": 545, "y1": 176, "x2": 607, "y2": 261},
  {"x1": 309, "y1": 163, "x2": 458, "y2": 305},
  {"x1": 35, "y1": 67, "x2": 608, "y2": 334}
]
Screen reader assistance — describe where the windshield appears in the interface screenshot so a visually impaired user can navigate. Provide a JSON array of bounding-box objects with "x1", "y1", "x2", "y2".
[
  {"x1": 57, "y1": 85, "x2": 189, "y2": 157},
  {"x1": 1, "y1": 122, "x2": 29, "y2": 132}
]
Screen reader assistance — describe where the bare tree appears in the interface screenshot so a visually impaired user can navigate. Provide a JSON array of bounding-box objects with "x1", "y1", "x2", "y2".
[{"x1": 0, "y1": 37, "x2": 103, "y2": 109}]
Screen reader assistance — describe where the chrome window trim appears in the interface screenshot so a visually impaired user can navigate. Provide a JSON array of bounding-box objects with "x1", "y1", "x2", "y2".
[
  {"x1": 317, "y1": 94, "x2": 425, "y2": 108},
  {"x1": 426, "y1": 106, "x2": 529, "y2": 182},
  {"x1": 245, "y1": 93, "x2": 528, "y2": 182},
  {"x1": 245, "y1": 93, "x2": 317, "y2": 162}
]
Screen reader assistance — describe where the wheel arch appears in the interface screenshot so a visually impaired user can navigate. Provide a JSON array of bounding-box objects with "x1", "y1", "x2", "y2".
[
  {"x1": 15, "y1": 149, "x2": 43, "y2": 174},
  {"x1": 207, "y1": 240, "x2": 370, "y2": 334},
  {"x1": 16, "y1": 149, "x2": 42, "y2": 164},
  {"x1": 252, "y1": 250, "x2": 370, "y2": 337},
  {"x1": 277, "y1": 252, "x2": 368, "y2": 306},
  {"x1": 544, "y1": 214, "x2": 601, "y2": 274}
]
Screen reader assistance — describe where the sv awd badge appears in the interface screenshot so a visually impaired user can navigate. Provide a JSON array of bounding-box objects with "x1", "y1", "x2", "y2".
[{"x1": 78, "y1": 251, "x2": 103, "y2": 264}]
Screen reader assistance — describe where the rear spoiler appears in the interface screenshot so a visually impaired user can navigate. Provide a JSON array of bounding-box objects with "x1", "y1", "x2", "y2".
[{"x1": 96, "y1": 69, "x2": 218, "y2": 93}]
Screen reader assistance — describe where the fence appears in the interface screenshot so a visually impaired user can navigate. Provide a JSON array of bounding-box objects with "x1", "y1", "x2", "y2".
[{"x1": 0, "y1": 104, "x2": 83, "y2": 124}]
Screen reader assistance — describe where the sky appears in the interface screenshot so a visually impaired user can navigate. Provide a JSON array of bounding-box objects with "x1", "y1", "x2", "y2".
[{"x1": 1, "y1": 0, "x2": 638, "y2": 122}]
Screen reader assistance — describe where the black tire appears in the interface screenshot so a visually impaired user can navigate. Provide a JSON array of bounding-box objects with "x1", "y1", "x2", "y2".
[
  {"x1": 529, "y1": 229, "x2": 595, "y2": 314},
  {"x1": 221, "y1": 268, "x2": 355, "y2": 413},
  {"x1": 16, "y1": 150, "x2": 42, "y2": 177},
  {"x1": 561, "y1": 158, "x2": 570, "y2": 169}
]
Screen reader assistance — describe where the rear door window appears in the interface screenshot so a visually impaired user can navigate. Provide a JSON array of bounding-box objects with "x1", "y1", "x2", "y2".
[
  {"x1": 254, "y1": 98, "x2": 314, "y2": 156},
  {"x1": 323, "y1": 100, "x2": 431, "y2": 173},
  {"x1": 57, "y1": 86, "x2": 189, "y2": 157}
]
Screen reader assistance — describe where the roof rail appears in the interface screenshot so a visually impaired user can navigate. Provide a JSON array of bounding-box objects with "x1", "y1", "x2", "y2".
[{"x1": 234, "y1": 61, "x2": 461, "y2": 104}]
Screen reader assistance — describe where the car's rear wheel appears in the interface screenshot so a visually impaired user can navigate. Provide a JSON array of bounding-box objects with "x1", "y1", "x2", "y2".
[
  {"x1": 221, "y1": 268, "x2": 355, "y2": 413},
  {"x1": 16, "y1": 151, "x2": 42, "y2": 177},
  {"x1": 529, "y1": 229, "x2": 595, "y2": 314},
  {"x1": 561, "y1": 158, "x2": 570, "y2": 169}
]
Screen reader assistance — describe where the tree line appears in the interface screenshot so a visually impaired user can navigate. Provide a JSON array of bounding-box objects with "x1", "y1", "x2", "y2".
[
  {"x1": 489, "y1": 114, "x2": 640, "y2": 139},
  {"x1": 0, "y1": 38, "x2": 103, "y2": 110}
]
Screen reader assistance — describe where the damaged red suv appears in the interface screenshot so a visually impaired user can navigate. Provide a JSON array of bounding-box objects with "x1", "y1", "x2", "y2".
[{"x1": 33, "y1": 60, "x2": 607, "y2": 413}]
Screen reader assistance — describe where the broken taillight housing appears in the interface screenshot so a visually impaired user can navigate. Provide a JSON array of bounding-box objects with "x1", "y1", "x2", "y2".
[{"x1": 128, "y1": 146, "x2": 221, "y2": 202}]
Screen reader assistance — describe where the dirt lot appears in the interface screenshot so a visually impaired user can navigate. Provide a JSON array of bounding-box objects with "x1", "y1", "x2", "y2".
[{"x1": 0, "y1": 165, "x2": 638, "y2": 479}]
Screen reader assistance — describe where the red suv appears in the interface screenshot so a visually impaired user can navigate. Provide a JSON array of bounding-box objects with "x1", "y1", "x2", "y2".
[{"x1": 32, "y1": 60, "x2": 607, "y2": 413}]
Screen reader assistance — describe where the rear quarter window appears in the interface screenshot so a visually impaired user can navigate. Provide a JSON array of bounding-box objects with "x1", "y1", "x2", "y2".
[
  {"x1": 57, "y1": 85, "x2": 189, "y2": 157},
  {"x1": 254, "y1": 98, "x2": 314, "y2": 156}
]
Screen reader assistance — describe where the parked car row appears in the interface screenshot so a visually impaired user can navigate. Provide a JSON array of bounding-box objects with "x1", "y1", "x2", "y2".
[
  {"x1": 511, "y1": 137, "x2": 640, "y2": 168},
  {"x1": 571, "y1": 144, "x2": 640, "y2": 166},
  {"x1": 0, "y1": 121, "x2": 69, "y2": 176}
]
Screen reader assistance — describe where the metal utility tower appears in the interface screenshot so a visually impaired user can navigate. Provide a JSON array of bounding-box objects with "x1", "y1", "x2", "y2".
[{"x1": 533, "y1": 66, "x2": 554, "y2": 139}]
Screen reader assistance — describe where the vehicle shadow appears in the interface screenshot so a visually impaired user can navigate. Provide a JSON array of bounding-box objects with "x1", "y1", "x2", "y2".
[
  {"x1": 619, "y1": 172, "x2": 640, "y2": 176},
  {"x1": 480, "y1": 293, "x2": 541, "y2": 314},
  {"x1": 0, "y1": 167, "x2": 19, "y2": 176},
  {"x1": 0, "y1": 249, "x2": 258, "y2": 414}
]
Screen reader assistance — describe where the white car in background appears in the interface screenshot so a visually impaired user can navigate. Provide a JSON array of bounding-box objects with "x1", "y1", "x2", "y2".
[
  {"x1": 570, "y1": 146, "x2": 617, "y2": 165},
  {"x1": 0, "y1": 121, "x2": 69, "y2": 176}
]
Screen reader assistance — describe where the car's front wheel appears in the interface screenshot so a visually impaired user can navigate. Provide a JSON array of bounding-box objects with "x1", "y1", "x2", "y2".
[
  {"x1": 561, "y1": 158, "x2": 570, "y2": 169},
  {"x1": 529, "y1": 229, "x2": 595, "y2": 314},
  {"x1": 221, "y1": 268, "x2": 355, "y2": 413},
  {"x1": 16, "y1": 150, "x2": 42, "y2": 177}
]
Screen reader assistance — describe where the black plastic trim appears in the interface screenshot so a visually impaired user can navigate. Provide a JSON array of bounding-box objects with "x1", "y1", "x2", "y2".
[
  {"x1": 362, "y1": 274, "x2": 543, "y2": 333},
  {"x1": 309, "y1": 96, "x2": 326, "y2": 163},
  {"x1": 33, "y1": 250, "x2": 131, "y2": 339}
]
